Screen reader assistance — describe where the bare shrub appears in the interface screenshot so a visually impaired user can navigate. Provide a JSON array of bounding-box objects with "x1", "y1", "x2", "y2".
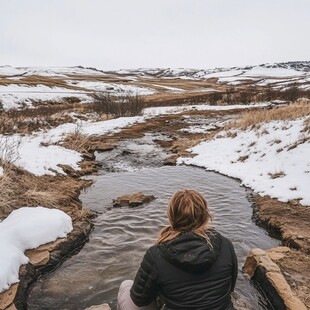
[
  {"x1": 208, "y1": 92, "x2": 223, "y2": 105},
  {"x1": 258, "y1": 86, "x2": 310, "y2": 102},
  {"x1": 91, "y1": 93, "x2": 145, "y2": 118},
  {"x1": 0, "y1": 104, "x2": 75, "y2": 134}
]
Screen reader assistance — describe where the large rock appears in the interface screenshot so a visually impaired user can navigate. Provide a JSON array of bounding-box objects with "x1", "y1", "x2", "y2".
[
  {"x1": 113, "y1": 192, "x2": 155, "y2": 208},
  {"x1": 243, "y1": 247, "x2": 307, "y2": 310}
]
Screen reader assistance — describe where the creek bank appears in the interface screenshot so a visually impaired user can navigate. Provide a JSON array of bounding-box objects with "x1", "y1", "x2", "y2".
[
  {"x1": 243, "y1": 247, "x2": 308, "y2": 310},
  {"x1": 250, "y1": 195, "x2": 310, "y2": 309},
  {"x1": 0, "y1": 220, "x2": 93, "y2": 310}
]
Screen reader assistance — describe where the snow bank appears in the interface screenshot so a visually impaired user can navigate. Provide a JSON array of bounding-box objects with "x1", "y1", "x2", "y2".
[
  {"x1": 0, "y1": 207, "x2": 73, "y2": 292},
  {"x1": 178, "y1": 119, "x2": 310, "y2": 206},
  {"x1": 0, "y1": 84, "x2": 91, "y2": 110},
  {"x1": 241, "y1": 66, "x2": 305, "y2": 77},
  {"x1": 0, "y1": 102, "x2": 271, "y2": 176},
  {"x1": 0, "y1": 116, "x2": 143, "y2": 176},
  {"x1": 143, "y1": 102, "x2": 269, "y2": 117},
  {"x1": 66, "y1": 80, "x2": 155, "y2": 96}
]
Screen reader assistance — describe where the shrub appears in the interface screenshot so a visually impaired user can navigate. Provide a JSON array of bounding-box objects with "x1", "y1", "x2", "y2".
[{"x1": 91, "y1": 93, "x2": 145, "y2": 118}]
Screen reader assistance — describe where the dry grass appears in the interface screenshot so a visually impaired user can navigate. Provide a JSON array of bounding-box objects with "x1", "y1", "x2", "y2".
[
  {"x1": 0, "y1": 164, "x2": 92, "y2": 221},
  {"x1": 227, "y1": 100, "x2": 310, "y2": 130},
  {"x1": 61, "y1": 126, "x2": 90, "y2": 153},
  {"x1": 0, "y1": 104, "x2": 77, "y2": 134}
]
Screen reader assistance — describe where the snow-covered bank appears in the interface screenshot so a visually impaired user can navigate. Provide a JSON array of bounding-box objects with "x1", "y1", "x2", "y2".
[
  {"x1": 0, "y1": 116, "x2": 143, "y2": 176},
  {"x1": 178, "y1": 118, "x2": 310, "y2": 206},
  {"x1": 0, "y1": 103, "x2": 271, "y2": 176},
  {"x1": 0, "y1": 84, "x2": 92, "y2": 110},
  {"x1": 143, "y1": 102, "x2": 270, "y2": 117},
  {"x1": 0, "y1": 207, "x2": 73, "y2": 292}
]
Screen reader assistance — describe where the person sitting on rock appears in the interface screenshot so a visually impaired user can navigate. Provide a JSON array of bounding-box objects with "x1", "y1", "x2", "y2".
[{"x1": 117, "y1": 189, "x2": 238, "y2": 310}]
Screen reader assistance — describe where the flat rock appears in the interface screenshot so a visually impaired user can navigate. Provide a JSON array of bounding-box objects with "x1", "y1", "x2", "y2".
[
  {"x1": 113, "y1": 192, "x2": 155, "y2": 208},
  {"x1": 0, "y1": 284, "x2": 18, "y2": 310},
  {"x1": 85, "y1": 304, "x2": 111, "y2": 310}
]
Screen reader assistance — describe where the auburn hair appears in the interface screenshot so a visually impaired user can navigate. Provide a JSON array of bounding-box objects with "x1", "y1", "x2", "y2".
[{"x1": 157, "y1": 189, "x2": 212, "y2": 244}]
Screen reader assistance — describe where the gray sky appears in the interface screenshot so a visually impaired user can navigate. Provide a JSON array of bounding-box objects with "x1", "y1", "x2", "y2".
[{"x1": 1, "y1": 0, "x2": 310, "y2": 70}]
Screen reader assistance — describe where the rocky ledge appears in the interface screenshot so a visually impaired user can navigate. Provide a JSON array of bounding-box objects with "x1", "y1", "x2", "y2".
[{"x1": 243, "y1": 247, "x2": 308, "y2": 310}]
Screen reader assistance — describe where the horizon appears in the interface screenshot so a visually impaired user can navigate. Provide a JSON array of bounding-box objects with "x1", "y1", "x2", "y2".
[{"x1": 2, "y1": 59, "x2": 310, "y2": 72}]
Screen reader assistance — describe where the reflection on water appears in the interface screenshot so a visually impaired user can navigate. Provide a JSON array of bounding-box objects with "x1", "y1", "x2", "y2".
[{"x1": 28, "y1": 166, "x2": 279, "y2": 310}]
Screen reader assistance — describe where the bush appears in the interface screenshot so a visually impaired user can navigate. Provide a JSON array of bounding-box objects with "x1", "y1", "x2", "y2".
[{"x1": 91, "y1": 93, "x2": 145, "y2": 118}]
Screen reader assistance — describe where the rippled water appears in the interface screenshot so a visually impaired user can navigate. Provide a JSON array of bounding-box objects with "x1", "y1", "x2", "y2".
[{"x1": 28, "y1": 166, "x2": 279, "y2": 310}]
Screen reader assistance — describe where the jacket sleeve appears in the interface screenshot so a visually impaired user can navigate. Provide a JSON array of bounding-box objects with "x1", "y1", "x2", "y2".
[
  {"x1": 230, "y1": 241, "x2": 238, "y2": 292},
  {"x1": 130, "y1": 248, "x2": 159, "y2": 307}
]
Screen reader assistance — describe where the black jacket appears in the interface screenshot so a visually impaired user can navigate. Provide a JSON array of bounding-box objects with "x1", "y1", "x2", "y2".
[{"x1": 130, "y1": 230, "x2": 237, "y2": 310}]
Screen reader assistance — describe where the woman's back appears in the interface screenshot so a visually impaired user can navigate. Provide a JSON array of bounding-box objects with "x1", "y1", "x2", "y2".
[
  {"x1": 131, "y1": 230, "x2": 237, "y2": 310},
  {"x1": 117, "y1": 190, "x2": 237, "y2": 310}
]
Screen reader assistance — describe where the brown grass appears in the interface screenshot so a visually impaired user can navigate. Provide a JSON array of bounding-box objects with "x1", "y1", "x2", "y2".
[
  {"x1": 227, "y1": 100, "x2": 310, "y2": 130},
  {"x1": 61, "y1": 127, "x2": 90, "y2": 153},
  {"x1": 0, "y1": 164, "x2": 92, "y2": 221},
  {"x1": 0, "y1": 104, "x2": 78, "y2": 134}
]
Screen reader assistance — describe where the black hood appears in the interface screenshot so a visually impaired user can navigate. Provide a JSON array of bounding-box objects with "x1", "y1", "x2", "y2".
[{"x1": 158, "y1": 230, "x2": 222, "y2": 273}]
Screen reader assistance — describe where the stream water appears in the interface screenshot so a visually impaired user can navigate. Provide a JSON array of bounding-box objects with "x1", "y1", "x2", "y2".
[{"x1": 27, "y1": 128, "x2": 280, "y2": 310}]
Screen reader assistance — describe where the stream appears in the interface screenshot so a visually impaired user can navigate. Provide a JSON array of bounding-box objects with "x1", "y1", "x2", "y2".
[{"x1": 27, "y1": 124, "x2": 280, "y2": 310}]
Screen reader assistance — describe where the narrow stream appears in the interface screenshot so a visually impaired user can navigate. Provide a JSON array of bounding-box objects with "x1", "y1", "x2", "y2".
[{"x1": 28, "y1": 122, "x2": 280, "y2": 310}]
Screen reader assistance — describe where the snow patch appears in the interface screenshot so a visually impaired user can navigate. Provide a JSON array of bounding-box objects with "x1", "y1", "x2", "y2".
[
  {"x1": 179, "y1": 119, "x2": 310, "y2": 206},
  {"x1": 0, "y1": 207, "x2": 73, "y2": 292}
]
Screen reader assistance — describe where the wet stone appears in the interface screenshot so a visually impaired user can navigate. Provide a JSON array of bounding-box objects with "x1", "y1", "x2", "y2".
[
  {"x1": 113, "y1": 192, "x2": 156, "y2": 208},
  {"x1": 85, "y1": 304, "x2": 111, "y2": 310}
]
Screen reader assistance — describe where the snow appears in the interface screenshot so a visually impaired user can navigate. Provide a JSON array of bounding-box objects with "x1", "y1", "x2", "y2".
[
  {"x1": 0, "y1": 84, "x2": 91, "y2": 110},
  {"x1": 178, "y1": 118, "x2": 310, "y2": 206},
  {"x1": 151, "y1": 84, "x2": 185, "y2": 92},
  {"x1": 0, "y1": 207, "x2": 73, "y2": 292},
  {"x1": 143, "y1": 102, "x2": 269, "y2": 117},
  {"x1": 66, "y1": 80, "x2": 155, "y2": 96},
  {"x1": 241, "y1": 66, "x2": 305, "y2": 77},
  {"x1": 0, "y1": 102, "x2": 268, "y2": 176},
  {"x1": 0, "y1": 166, "x2": 3, "y2": 177},
  {"x1": 0, "y1": 66, "x2": 24, "y2": 76},
  {"x1": 0, "y1": 117, "x2": 143, "y2": 176}
]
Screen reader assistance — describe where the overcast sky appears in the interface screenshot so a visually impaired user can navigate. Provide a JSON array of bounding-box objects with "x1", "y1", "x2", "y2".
[{"x1": 1, "y1": 0, "x2": 310, "y2": 70}]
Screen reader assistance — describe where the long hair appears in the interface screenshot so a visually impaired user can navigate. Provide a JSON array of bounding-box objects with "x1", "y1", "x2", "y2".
[{"x1": 157, "y1": 189, "x2": 212, "y2": 244}]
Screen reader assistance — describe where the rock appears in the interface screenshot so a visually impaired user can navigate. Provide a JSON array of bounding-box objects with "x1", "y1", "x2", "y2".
[
  {"x1": 0, "y1": 284, "x2": 18, "y2": 310},
  {"x1": 85, "y1": 304, "x2": 111, "y2": 310},
  {"x1": 113, "y1": 192, "x2": 156, "y2": 208},
  {"x1": 163, "y1": 155, "x2": 178, "y2": 166},
  {"x1": 25, "y1": 249, "x2": 50, "y2": 266},
  {"x1": 243, "y1": 248, "x2": 307, "y2": 310},
  {"x1": 267, "y1": 246, "x2": 291, "y2": 261}
]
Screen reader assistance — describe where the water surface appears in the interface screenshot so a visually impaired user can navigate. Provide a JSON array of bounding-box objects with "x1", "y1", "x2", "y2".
[{"x1": 28, "y1": 166, "x2": 279, "y2": 310}]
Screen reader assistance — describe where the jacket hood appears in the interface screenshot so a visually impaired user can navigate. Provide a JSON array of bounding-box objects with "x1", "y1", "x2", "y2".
[{"x1": 158, "y1": 230, "x2": 222, "y2": 273}]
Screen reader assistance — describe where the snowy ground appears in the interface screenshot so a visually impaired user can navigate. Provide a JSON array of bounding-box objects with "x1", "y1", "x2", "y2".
[
  {"x1": 66, "y1": 80, "x2": 155, "y2": 96},
  {"x1": 178, "y1": 118, "x2": 310, "y2": 206},
  {"x1": 0, "y1": 207, "x2": 73, "y2": 292},
  {"x1": 0, "y1": 103, "x2": 270, "y2": 176},
  {"x1": 0, "y1": 84, "x2": 92, "y2": 110}
]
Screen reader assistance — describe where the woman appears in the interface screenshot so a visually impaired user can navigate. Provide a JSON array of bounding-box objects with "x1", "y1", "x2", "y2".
[{"x1": 117, "y1": 189, "x2": 238, "y2": 310}]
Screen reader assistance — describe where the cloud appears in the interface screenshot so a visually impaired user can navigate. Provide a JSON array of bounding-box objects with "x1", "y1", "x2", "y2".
[{"x1": 1, "y1": 0, "x2": 309, "y2": 69}]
